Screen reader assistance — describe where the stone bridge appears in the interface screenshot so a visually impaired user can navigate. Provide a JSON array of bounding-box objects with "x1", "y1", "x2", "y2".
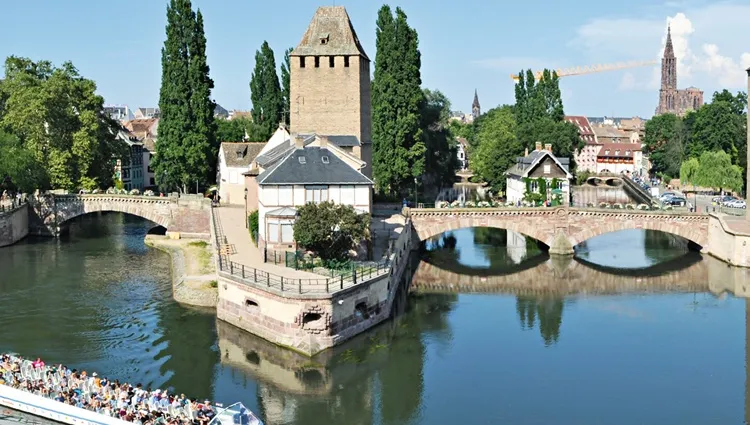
[
  {"x1": 407, "y1": 207, "x2": 709, "y2": 255},
  {"x1": 27, "y1": 194, "x2": 211, "y2": 238}
]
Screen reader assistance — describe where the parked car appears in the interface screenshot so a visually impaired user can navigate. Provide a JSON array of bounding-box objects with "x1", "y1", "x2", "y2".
[
  {"x1": 713, "y1": 195, "x2": 736, "y2": 204},
  {"x1": 659, "y1": 192, "x2": 677, "y2": 201},
  {"x1": 726, "y1": 199, "x2": 747, "y2": 209},
  {"x1": 664, "y1": 196, "x2": 687, "y2": 207}
]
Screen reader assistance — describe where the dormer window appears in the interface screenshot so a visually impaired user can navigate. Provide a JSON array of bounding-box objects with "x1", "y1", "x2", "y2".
[
  {"x1": 298, "y1": 156, "x2": 306, "y2": 164},
  {"x1": 319, "y1": 33, "x2": 329, "y2": 45},
  {"x1": 236, "y1": 149, "x2": 245, "y2": 159},
  {"x1": 321, "y1": 156, "x2": 329, "y2": 164}
]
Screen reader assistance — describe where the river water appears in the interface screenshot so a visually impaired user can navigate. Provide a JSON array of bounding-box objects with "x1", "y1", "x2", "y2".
[{"x1": 0, "y1": 213, "x2": 747, "y2": 425}]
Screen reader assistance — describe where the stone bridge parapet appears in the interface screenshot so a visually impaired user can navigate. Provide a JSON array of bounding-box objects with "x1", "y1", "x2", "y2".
[
  {"x1": 407, "y1": 207, "x2": 709, "y2": 255},
  {"x1": 28, "y1": 194, "x2": 211, "y2": 238}
]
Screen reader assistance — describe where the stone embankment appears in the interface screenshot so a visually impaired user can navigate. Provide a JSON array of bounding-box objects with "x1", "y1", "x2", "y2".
[
  {"x1": 145, "y1": 235, "x2": 218, "y2": 307},
  {"x1": 0, "y1": 203, "x2": 29, "y2": 248}
]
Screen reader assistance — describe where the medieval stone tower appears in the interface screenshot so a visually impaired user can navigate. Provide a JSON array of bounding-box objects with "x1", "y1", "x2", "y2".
[
  {"x1": 655, "y1": 26, "x2": 704, "y2": 116},
  {"x1": 289, "y1": 6, "x2": 372, "y2": 177}
]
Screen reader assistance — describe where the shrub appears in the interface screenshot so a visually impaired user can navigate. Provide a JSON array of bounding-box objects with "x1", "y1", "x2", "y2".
[
  {"x1": 612, "y1": 203, "x2": 623, "y2": 209},
  {"x1": 208, "y1": 280, "x2": 218, "y2": 288},
  {"x1": 294, "y1": 201, "x2": 369, "y2": 262},
  {"x1": 598, "y1": 202, "x2": 609, "y2": 209},
  {"x1": 248, "y1": 210, "x2": 259, "y2": 241},
  {"x1": 625, "y1": 203, "x2": 636, "y2": 210},
  {"x1": 637, "y1": 204, "x2": 649, "y2": 210}
]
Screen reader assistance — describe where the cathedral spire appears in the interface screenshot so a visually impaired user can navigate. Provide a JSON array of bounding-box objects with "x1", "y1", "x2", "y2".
[
  {"x1": 663, "y1": 25, "x2": 675, "y2": 58},
  {"x1": 471, "y1": 89, "x2": 480, "y2": 119},
  {"x1": 472, "y1": 89, "x2": 480, "y2": 109}
]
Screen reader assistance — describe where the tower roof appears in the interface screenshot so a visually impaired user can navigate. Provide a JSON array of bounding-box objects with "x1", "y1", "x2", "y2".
[
  {"x1": 472, "y1": 89, "x2": 480, "y2": 108},
  {"x1": 291, "y1": 6, "x2": 369, "y2": 60},
  {"x1": 663, "y1": 25, "x2": 675, "y2": 58}
]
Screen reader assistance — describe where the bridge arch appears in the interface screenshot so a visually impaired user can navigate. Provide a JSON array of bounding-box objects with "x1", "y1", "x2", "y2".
[
  {"x1": 568, "y1": 218, "x2": 707, "y2": 249},
  {"x1": 412, "y1": 213, "x2": 556, "y2": 249},
  {"x1": 55, "y1": 196, "x2": 173, "y2": 228}
]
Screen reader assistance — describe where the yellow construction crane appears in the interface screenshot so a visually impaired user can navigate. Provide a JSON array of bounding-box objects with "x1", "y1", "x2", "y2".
[{"x1": 509, "y1": 60, "x2": 658, "y2": 81}]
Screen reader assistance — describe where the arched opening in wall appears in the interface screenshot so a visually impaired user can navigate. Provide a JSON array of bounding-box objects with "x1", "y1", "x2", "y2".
[
  {"x1": 421, "y1": 227, "x2": 550, "y2": 277},
  {"x1": 354, "y1": 302, "x2": 369, "y2": 320},
  {"x1": 147, "y1": 225, "x2": 167, "y2": 236},
  {"x1": 245, "y1": 351, "x2": 261, "y2": 366},
  {"x1": 296, "y1": 368, "x2": 325, "y2": 389},
  {"x1": 604, "y1": 178, "x2": 623, "y2": 187},
  {"x1": 574, "y1": 229, "x2": 701, "y2": 271},
  {"x1": 244, "y1": 299, "x2": 259, "y2": 313},
  {"x1": 302, "y1": 312, "x2": 324, "y2": 327},
  {"x1": 60, "y1": 211, "x2": 159, "y2": 241}
]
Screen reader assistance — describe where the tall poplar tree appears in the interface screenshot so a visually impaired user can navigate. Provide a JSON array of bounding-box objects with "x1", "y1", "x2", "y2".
[
  {"x1": 371, "y1": 5, "x2": 425, "y2": 195},
  {"x1": 280, "y1": 47, "x2": 293, "y2": 126},
  {"x1": 154, "y1": 0, "x2": 215, "y2": 193},
  {"x1": 249, "y1": 41, "x2": 283, "y2": 140}
]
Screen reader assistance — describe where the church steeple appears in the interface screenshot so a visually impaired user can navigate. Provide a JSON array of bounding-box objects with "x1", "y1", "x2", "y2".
[
  {"x1": 660, "y1": 24, "x2": 677, "y2": 90},
  {"x1": 471, "y1": 89, "x2": 481, "y2": 119}
]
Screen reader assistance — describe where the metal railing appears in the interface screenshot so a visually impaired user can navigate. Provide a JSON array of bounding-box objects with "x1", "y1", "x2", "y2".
[{"x1": 210, "y1": 204, "x2": 392, "y2": 295}]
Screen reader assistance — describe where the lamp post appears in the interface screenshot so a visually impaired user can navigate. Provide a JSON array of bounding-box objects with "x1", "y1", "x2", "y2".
[
  {"x1": 244, "y1": 187, "x2": 248, "y2": 228},
  {"x1": 414, "y1": 177, "x2": 418, "y2": 208}
]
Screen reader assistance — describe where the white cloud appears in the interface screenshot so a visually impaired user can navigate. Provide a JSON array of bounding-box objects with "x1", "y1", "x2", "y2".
[{"x1": 570, "y1": 2, "x2": 750, "y2": 91}]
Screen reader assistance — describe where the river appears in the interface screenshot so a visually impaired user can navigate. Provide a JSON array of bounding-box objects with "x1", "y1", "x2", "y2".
[{"x1": 0, "y1": 213, "x2": 747, "y2": 425}]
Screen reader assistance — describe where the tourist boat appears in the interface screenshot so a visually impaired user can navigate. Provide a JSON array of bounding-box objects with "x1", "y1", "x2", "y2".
[{"x1": 0, "y1": 356, "x2": 263, "y2": 425}]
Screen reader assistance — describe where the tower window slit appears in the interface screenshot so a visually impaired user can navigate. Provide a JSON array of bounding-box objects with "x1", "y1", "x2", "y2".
[{"x1": 329, "y1": 56, "x2": 334, "y2": 68}]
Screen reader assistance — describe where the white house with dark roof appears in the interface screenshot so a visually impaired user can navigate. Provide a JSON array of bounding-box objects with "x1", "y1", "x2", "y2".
[
  {"x1": 505, "y1": 142, "x2": 572, "y2": 205},
  {"x1": 245, "y1": 134, "x2": 372, "y2": 249},
  {"x1": 218, "y1": 142, "x2": 266, "y2": 205}
]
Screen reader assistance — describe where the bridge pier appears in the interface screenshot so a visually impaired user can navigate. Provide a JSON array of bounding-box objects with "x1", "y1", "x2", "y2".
[{"x1": 548, "y1": 230, "x2": 575, "y2": 256}]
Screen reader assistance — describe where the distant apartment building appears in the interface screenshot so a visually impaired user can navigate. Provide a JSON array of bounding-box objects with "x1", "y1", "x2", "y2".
[
  {"x1": 104, "y1": 105, "x2": 133, "y2": 121},
  {"x1": 118, "y1": 118, "x2": 159, "y2": 190},
  {"x1": 567, "y1": 116, "x2": 600, "y2": 173},
  {"x1": 114, "y1": 129, "x2": 145, "y2": 191},
  {"x1": 134, "y1": 107, "x2": 160, "y2": 119},
  {"x1": 456, "y1": 137, "x2": 469, "y2": 170},
  {"x1": 228, "y1": 111, "x2": 253, "y2": 121}
]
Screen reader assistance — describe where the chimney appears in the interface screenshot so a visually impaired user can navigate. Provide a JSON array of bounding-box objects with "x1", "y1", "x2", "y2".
[
  {"x1": 535, "y1": 141, "x2": 542, "y2": 151},
  {"x1": 278, "y1": 121, "x2": 287, "y2": 131},
  {"x1": 319, "y1": 135, "x2": 328, "y2": 148},
  {"x1": 524, "y1": 147, "x2": 529, "y2": 156},
  {"x1": 294, "y1": 134, "x2": 305, "y2": 149},
  {"x1": 545, "y1": 143, "x2": 552, "y2": 153}
]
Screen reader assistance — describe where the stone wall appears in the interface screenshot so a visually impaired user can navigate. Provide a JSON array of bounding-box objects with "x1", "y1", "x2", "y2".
[
  {"x1": 706, "y1": 214, "x2": 750, "y2": 267},
  {"x1": 0, "y1": 204, "x2": 29, "y2": 247},
  {"x1": 216, "y1": 218, "x2": 417, "y2": 356}
]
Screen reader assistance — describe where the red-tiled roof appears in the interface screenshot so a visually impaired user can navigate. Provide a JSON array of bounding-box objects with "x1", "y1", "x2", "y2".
[
  {"x1": 565, "y1": 116, "x2": 595, "y2": 136},
  {"x1": 597, "y1": 142, "x2": 641, "y2": 158}
]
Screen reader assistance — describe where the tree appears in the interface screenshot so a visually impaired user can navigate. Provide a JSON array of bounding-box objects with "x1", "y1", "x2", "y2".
[
  {"x1": 420, "y1": 89, "x2": 458, "y2": 193},
  {"x1": 280, "y1": 47, "x2": 293, "y2": 126},
  {"x1": 642, "y1": 113, "x2": 683, "y2": 178},
  {"x1": 250, "y1": 41, "x2": 283, "y2": 140},
  {"x1": 0, "y1": 56, "x2": 125, "y2": 191},
  {"x1": 371, "y1": 5, "x2": 425, "y2": 195},
  {"x1": 679, "y1": 157, "x2": 700, "y2": 206},
  {"x1": 215, "y1": 117, "x2": 265, "y2": 143},
  {"x1": 513, "y1": 69, "x2": 581, "y2": 169},
  {"x1": 153, "y1": 0, "x2": 216, "y2": 193},
  {"x1": 470, "y1": 106, "x2": 521, "y2": 192},
  {"x1": 294, "y1": 201, "x2": 370, "y2": 262},
  {"x1": 695, "y1": 150, "x2": 743, "y2": 194},
  {"x1": 712, "y1": 89, "x2": 747, "y2": 115},
  {"x1": 0, "y1": 131, "x2": 47, "y2": 193}
]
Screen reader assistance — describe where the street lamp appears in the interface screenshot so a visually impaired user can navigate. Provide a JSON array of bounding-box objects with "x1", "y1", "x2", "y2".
[
  {"x1": 244, "y1": 187, "x2": 248, "y2": 228},
  {"x1": 414, "y1": 177, "x2": 418, "y2": 207}
]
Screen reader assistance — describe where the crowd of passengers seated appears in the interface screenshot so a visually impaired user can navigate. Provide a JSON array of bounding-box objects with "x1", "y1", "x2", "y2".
[{"x1": 0, "y1": 354, "x2": 217, "y2": 425}]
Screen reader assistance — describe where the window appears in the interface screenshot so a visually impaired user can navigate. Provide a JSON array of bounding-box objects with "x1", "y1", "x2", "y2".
[
  {"x1": 321, "y1": 156, "x2": 329, "y2": 164},
  {"x1": 305, "y1": 185, "x2": 328, "y2": 203},
  {"x1": 543, "y1": 164, "x2": 551, "y2": 174},
  {"x1": 278, "y1": 186, "x2": 293, "y2": 205},
  {"x1": 329, "y1": 56, "x2": 335, "y2": 68},
  {"x1": 281, "y1": 224, "x2": 294, "y2": 243},
  {"x1": 150, "y1": 178, "x2": 155, "y2": 185},
  {"x1": 344, "y1": 56, "x2": 350, "y2": 67},
  {"x1": 529, "y1": 180, "x2": 538, "y2": 192},
  {"x1": 300, "y1": 57, "x2": 306, "y2": 68},
  {"x1": 298, "y1": 156, "x2": 306, "y2": 164},
  {"x1": 268, "y1": 223, "x2": 279, "y2": 243},
  {"x1": 314, "y1": 56, "x2": 320, "y2": 68}
]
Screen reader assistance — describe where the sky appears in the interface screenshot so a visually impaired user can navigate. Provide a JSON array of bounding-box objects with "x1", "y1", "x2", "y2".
[{"x1": 1, "y1": 0, "x2": 748, "y2": 119}]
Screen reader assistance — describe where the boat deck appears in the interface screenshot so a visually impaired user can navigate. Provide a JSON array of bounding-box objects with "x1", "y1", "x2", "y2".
[{"x1": 0, "y1": 408, "x2": 57, "y2": 425}]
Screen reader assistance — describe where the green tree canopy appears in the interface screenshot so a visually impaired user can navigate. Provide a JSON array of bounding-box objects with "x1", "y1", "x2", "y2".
[
  {"x1": 420, "y1": 89, "x2": 459, "y2": 191},
  {"x1": 0, "y1": 56, "x2": 125, "y2": 191},
  {"x1": 215, "y1": 117, "x2": 265, "y2": 143},
  {"x1": 250, "y1": 41, "x2": 283, "y2": 140},
  {"x1": 280, "y1": 47, "x2": 293, "y2": 126},
  {"x1": 470, "y1": 106, "x2": 521, "y2": 192},
  {"x1": 513, "y1": 70, "x2": 581, "y2": 168},
  {"x1": 679, "y1": 157, "x2": 700, "y2": 189},
  {"x1": 642, "y1": 113, "x2": 683, "y2": 178},
  {"x1": 695, "y1": 150, "x2": 743, "y2": 193},
  {"x1": 0, "y1": 131, "x2": 48, "y2": 193},
  {"x1": 294, "y1": 201, "x2": 370, "y2": 261},
  {"x1": 153, "y1": 0, "x2": 216, "y2": 193},
  {"x1": 371, "y1": 5, "x2": 425, "y2": 195}
]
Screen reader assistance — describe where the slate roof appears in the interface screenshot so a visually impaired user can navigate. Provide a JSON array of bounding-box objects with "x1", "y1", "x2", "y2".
[
  {"x1": 291, "y1": 6, "x2": 369, "y2": 60},
  {"x1": 220, "y1": 142, "x2": 266, "y2": 168},
  {"x1": 505, "y1": 150, "x2": 571, "y2": 178},
  {"x1": 257, "y1": 146, "x2": 373, "y2": 185}
]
